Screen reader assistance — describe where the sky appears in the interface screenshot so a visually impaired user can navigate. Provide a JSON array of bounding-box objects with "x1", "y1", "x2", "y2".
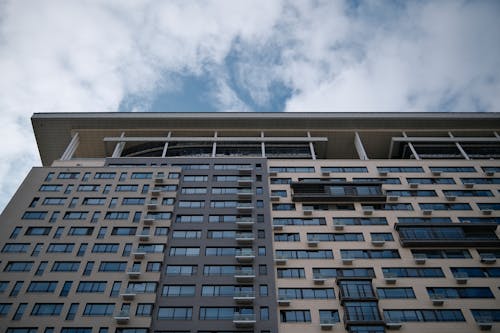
[{"x1": 0, "y1": 0, "x2": 500, "y2": 211}]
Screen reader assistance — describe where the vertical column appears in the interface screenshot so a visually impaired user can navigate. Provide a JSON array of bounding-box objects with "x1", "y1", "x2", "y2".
[
  {"x1": 61, "y1": 132, "x2": 79, "y2": 160},
  {"x1": 402, "y1": 132, "x2": 420, "y2": 160},
  {"x1": 112, "y1": 132, "x2": 126, "y2": 158},
  {"x1": 307, "y1": 131, "x2": 316, "y2": 160},
  {"x1": 212, "y1": 131, "x2": 217, "y2": 157},
  {"x1": 449, "y1": 132, "x2": 469, "y2": 160},
  {"x1": 161, "y1": 132, "x2": 171, "y2": 157},
  {"x1": 261, "y1": 131, "x2": 266, "y2": 158},
  {"x1": 354, "y1": 132, "x2": 368, "y2": 160}
]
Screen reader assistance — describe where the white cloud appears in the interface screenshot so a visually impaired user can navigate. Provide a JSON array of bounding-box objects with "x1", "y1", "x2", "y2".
[{"x1": 0, "y1": 0, "x2": 499, "y2": 210}]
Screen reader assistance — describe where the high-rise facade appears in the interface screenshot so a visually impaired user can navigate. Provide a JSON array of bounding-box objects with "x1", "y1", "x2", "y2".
[{"x1": 0, "y1": 112, "x2": 499, "y2": 333}]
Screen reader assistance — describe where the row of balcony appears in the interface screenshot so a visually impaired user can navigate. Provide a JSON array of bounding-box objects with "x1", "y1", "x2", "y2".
[{"x1": 114, "y1": 311, "x2": 256, "y2": 327}]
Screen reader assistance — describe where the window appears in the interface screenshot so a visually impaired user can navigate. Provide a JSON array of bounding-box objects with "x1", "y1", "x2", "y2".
[
  {"x1": 9, "y1": 227, "x2": 22, "y2": 239},
  {"x1": 179, "y1": 200, "x2": 205, "y2": 208},
  {"x1": 65, "y1": 303, "x2": 79, "y2": 320},
  {"x1": 377, "y1": 288, "x2": 415, "y2": 299},
  {"x1": 478, "y1": 203, "x2": 500, "y2": 210},
  {"x1": 419, "y1": 203, "x2": 471, "y2": 210},
  {"x1": 39, "y1": 184, "x2": 62, "y2": 192},
  {"x1": 443, "y1": 190, "x2": 493, "y2": 197},
  {"x1": 277, "y1": 268, "x2": 305, "y2": 278},
  {"x1": 136, "y1": 303, "x2": 154, "y2": 316},
  {"x1": 308, "y1": 233, "x2": 364, "y2": 241},
  {"x1": 77, "y1": 282, "x2": 106, "y2": 293},
  {"x1": 275, "y1": 250, "x2": 333, "y2": 259},
  {"x1": 94, "y1": 172, "x2": 116, "y2": 179},
  {"x1": 162, "y1": 285, "x2": 196, "y2": 296},
  {"x1": 370, "y1": 233, "x2": 394, "y2": 241},
  {"x1": 116, "y1": 185, "x2": 138, "y2": 192},
  {"x1": 145, "y1": 211, "x2": 172, "y2": 220},
  {"x1": 35, "y1": 261, "x2": 47, "y2": 275},
  {"x1": 450, "y1": 267, "x2": 500, "y2": 278},
  {"x1": 12, "y1": 303, "x2": 27, "y2": 320},
  {"x1": 430, "y1": 166, "x2": 476, "y2": 173},
  {"x1": 470, "y1": 309, "x2": 500, "y2": 322},
  {"x1": 137, "y1": 244, "x2": 165, "y2": 253},
  {"x1": 27, "y1": 281, "x2": 57, "y2": 293},
  {"x1": 111, "y1": 227, "x2": 137, "y2": 235},
  {"x1": 98, "y1": 261, "x2": 126, "y2": 272},
  {"x1": 42, "y1": 197, "x2": 66, "y2": 205},
  {"x1": 199, "y1": 307, "x2": 251, "y2": 320},
  {"x1": 274, "y1": 233, "x2": 300, "y2": 242},
  {"x1": 184, "y1": 175, "x2": 208, "y2": 182},
  {"x1": 122, "y1": 197, "x2": 146, "y2": 205},
  {"x1": 411, "y1": 249, "x2": 471, "y2": 259},
  {"x1": 175, "y1": 215, "x2": 204, "y2": 223},
  {"x1": 312, "y1": 268, "x2": 375, "y2": 278},
  {"x1": 321, "y1": 167, "x2": 368, "y2": 173},
  {"x1": 377, "y1": 166, "x2": 423, "y2": 172},
  {"x1": 110, "y1": 281, "x2": 121, "y2": 297},
  {"x1": 31, "y1": 303, "x2": 63, "y2": 316},
  {"x1": 67, "y1": 227, "x2": 93, "y2": 236},
  {"x1": 47, "y1": 243, "x2": 74, "y2": 253},
  {"x1": 386, "y1": 190, "x2": 437, "y2": 197},
  {"x1": 280, "y1": 310, "x2": 311, "y2": 322},
  {"x1": 0, "y1": 303, "x2": 11, "y2": 316},
  {"x1": 51, "y1": 261, "x2": 80, "y2": 272},
  {"x1": 344, "y1": 301, "x2": 381, "y2": 322},
  {"x1": 384, "y1": 309, "x2": 465, "y2": 322},
  {"x1": 0, "y1": 281, "x2": 9, "y2": 293},
  {"x1": 273, "y1": 218, "x2": 326, "y2": 226},
  {"x1": 22, "y1": 211, "x2": 47, "y2": 220},
  {"x1": 82, "y1": 197, "x2": 105, "y2": 205},
  {"x1": 162, "y1": 198, "x2": 175, "y2": 205},
  {"x1": 10, "y1": 281, "x2": 23, "y2": 296},
  {"x1": 77, "y1": 185, "x2": 99, "y2": 192},
  {"x1": 128, "y1": 282, "x2": 157, "y2": 293},
  {"x1": 407, "y1": 177, "x2": 455, "y2": 184},
  {"x1": 338, "y1": 280, "x2": 376, "y2": 299},
  {"x1": 131, "y1": 172, "x2": 153, "y2": 179},
  {"x1": 63, "y1": 211, "x2": 88, "y2": 220},
  {"x1": 58, "y1": 172, "x2": 80, "y2": 179},
  {"x1": 83, "y1": 303, "x2": 114, "y2": 316},
  {"x1": 2, "y1": 243, "x2": 30, "y2": 253},
  {"x1": 166, "y1": 265, "x2": 198, "y2": 276},
  {"x1": 278, "y1": 288, "x2": 335, "y2": 299},
  {"x1": 398, "y1": 217, "x2": 452, "y2": 224},
  {"x1": 4, "y1": 261, "x2": 33, "y2": 272},
  {"x1": 146, "y1": 262, "x2": 162, "y2": 272},
  {"x1": 172, "y1": 231, "x2": 201, "y2": 239},
  {"x1": 92, "y1": 244, "x2": 119, "y2": 253},
  {"x1": 60, "y1": 281, "x2": 72, "y2": 296},
  {"x1": 158, "y1": 307, "x2": 192, "y2": 320},
  {"x1": 155, "y1": 227, "x2": 169, "y2": 235},
  {"x1": 169, "y1": 247, "x2": 200, "y2": 256},
  {"x1": 460, "y1": 177, "x2": 500, "y2": 184},
  {"x1": 270, "y1": 166, "x2": 315, "y2": 173},
  {"x1": 427, "y1": 287, "x2": 494, "y2": 298},
  {"x1": 260, "y1": 307, "x2": 269, "y2": 320},
  {"x1": 333, "y1": 217, "x2": 387, "y2": 225},
  {"x1": 383, "y1": 267, "x2": 444, "y2": 278},
  {"x1": 341, "y1": 249, "x2": 400, "y2": 259},
  {"x1": 105, "y1": 211, "x2": 129, "y2": 220},
  {"x1": 181, "y1": 187, "x2": 207, "y2": 194},
  {"x1": 273, "y1": 203, "x2": 295, "y2": 211}
]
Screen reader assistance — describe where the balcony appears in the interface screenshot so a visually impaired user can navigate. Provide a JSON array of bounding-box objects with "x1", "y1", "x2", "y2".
[
  {"x1": 343, "y1": 313, "x2": 385, "y2": 327},
  {"x1": 126, "y1": 268, "x2": 141, "y2": 278},
  {"x1": 114, "y1": 310, "x2": 130, "y2": 324},
  {"x1": 120, "y1": 288, "x2": 137, "y2": 300},
  {"x1": 320, "y1": 318, "x2": 337, "y2": 330},
  {"x1": 235, "y1": 232, "x2": 255, "y2": 244},
  {"x1": 237, "y1": 188, "x2": 253, "y2": 199},
  {"x1": 236, "y1": 203, "x2": 254, "y2": 213},
  {"x1": 233, "y1": 290, "x2": 255, "y2": 304},
  {"x1": 236, "y1": 218, "x2": 254, "y2": 229},
  {"x1": 233, "y1": 313, "x2": 256, "y2": 327},
  {"x1": 136, "y1": 232, "x2": 151, "y2": 241},
  {"x1": 235, "y1": 249, "x2": 255, "y2": 263},
  {"x1": 234, "y1": 269, "x2": 255, "y2": 282}
]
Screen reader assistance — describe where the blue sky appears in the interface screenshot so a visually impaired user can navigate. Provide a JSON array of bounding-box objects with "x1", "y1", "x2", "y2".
[{"x1": 0, "y1": 0, "x2": 500, "y2": 210}]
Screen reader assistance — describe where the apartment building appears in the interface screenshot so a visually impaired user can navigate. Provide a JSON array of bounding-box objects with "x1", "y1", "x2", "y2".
[{"x1": 0, "y1": 112, "x2": 499, "y2": 333}]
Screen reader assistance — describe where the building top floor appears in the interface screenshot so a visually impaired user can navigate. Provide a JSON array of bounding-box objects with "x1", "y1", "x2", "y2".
[{"x1": 31, "y1": 112, "x2": 500, "y2": 165}]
